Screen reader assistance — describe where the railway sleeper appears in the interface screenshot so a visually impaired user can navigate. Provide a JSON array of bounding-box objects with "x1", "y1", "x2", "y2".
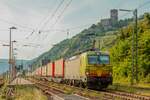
[{"x1": 113, "y1": 92, "x2": 150, "y2": 100}]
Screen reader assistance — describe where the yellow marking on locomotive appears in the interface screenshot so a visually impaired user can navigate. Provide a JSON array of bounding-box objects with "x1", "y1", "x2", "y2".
[
  {"x1": 79, "y1": 51, "x2": 112, "y2": 77},
  {"x1": 87, "y1": 67, "x2": 110, "y2": 77}
]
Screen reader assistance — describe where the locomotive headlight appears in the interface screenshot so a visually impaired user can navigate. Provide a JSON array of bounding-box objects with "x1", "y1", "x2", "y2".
[
  {"x1": 85, "y1": 72, "x2": 89, "y2": 76},
  {"x1": 109, "y1": 72, "x2": 112, "y2": 76}
]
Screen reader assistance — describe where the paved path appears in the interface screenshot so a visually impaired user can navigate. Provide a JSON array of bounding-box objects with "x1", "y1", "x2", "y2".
[{"x1": 9, "y1": 77, "x2": 34, "y2": 86}]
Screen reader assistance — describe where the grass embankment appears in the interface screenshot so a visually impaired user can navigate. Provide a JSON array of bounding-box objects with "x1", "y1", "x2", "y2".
[
  {"x1": 0, "y1": 79, "x2": 8, "y2": 100},
  {"x1": 0, "y1": 84, "x2": 47, "y2": 100},
  {"x1": 108, "y1": 83, "x2": 150, "y2": 96},
  {"x1": 15, "y1": 86, "x2": 47, "y2": 100}
]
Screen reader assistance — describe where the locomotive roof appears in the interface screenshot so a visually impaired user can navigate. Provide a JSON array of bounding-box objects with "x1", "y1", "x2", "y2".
[{"x1": 65, "y1": 50, "x2": 109, "y2": 60}]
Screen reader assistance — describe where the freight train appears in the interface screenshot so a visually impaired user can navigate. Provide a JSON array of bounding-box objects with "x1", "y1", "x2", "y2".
[{"x1": 31, "y1": 50, "x2": 112, "y2": 89}]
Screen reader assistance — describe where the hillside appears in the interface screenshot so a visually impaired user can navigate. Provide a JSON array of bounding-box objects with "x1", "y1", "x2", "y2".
[{"x1": 30, "y1": 18, "x2": 133, "y2": 69}]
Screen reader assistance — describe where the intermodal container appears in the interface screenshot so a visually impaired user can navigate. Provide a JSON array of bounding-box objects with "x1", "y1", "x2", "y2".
[
  {"x1": 54, "y1": 59, "x2": 64, "y2": 78},
  {"x1": 47, "y1": 62, "x2": 55, "y2": 77},
  {"x1": 42, "y1": 66, "x2": 47, "y2": 76},
  {"x1": 65, "y1": 55, "x2": 81, "y2": 80}
]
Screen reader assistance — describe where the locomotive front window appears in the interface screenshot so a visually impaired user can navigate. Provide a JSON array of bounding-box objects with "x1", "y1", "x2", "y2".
[
  {"x1": 98, "y1": 55, "x2": 109, "y2": 64},
  {"x1": 88, "y1": 55, "x2": 97, "y2": 64}
]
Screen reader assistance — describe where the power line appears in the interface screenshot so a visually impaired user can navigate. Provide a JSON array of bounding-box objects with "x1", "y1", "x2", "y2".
[
  {"x1": 31, "y1": 23, "x2": 92, "y2": 45},
  {"x1": 28, "y1": 0, "x2": 72, "y2": 46},
  {"x1": 0, "y1": 39, "x2": 42, "y2": 48},
  {"x1": 25, "y1": 0, "x2": 65, "y2": 40},
  {"x1": 0, "y1": 18, "x2": 34, "y2": 31},
  {"x1": 25, "y1": 30, "x2": 35, "y2": 39},
  {"x1": 39, "y1": 0, "x2": 65, "y2": 30},
  {"x1": 43, "y1": 0, "x2": 72, "y2": 40},
  {"x1": 51, "y1": 0, "x2": 72, "y2": 28}
]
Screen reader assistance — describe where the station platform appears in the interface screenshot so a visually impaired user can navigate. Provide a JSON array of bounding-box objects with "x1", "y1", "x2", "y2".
[{"x1": 9, "y1": 77, "x2": 34, "y2": 86}]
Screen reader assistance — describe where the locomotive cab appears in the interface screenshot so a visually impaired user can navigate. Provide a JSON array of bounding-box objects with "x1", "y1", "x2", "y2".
[{"x1": 80, "y1": 51, "x2": 112, "y2": 89}]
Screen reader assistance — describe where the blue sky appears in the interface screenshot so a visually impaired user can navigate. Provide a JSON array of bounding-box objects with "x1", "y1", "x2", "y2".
[{"x1": 0, "y1": 0, "x2": 150, "y2": 60}]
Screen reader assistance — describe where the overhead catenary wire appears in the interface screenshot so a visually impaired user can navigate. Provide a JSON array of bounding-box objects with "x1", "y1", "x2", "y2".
[
  {"x1": 51, "y1": 0, "x2": 72, "y2": 28},
  {"x1": 25, "y1": 30, "x2": 35, "y2": 39},
  {"x1": 0, "y1": 38, "x2": 42, "y2": 48},
  {"x1": 28, "y1": 0, "x2": 72, "y2": 46},
  {"x1": 43, "y1": 0, "x2": 72, "y2": 40},
  {"x1": 0, "y1": 18, "x2": 34, "y2": 31},
  {"x1": 38, "y1": 15, "x2": 102, "y2": 33},
  {"x1": 25, "y1": 0, "x2": 65, "y2": 40},
  {"x1": 39, "y1": 0, "x2": 65, "y2": 31}
]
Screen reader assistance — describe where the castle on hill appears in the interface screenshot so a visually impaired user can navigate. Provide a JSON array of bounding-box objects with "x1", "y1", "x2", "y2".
[{"x1": 101, "y1": 9, "x2": 118, "y2": 30}]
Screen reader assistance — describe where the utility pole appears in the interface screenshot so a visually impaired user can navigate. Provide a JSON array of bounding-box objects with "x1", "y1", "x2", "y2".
[
  {"x1": 9, "y1": 28, "x2": 12, "y2": 81},
  {"x1": 119, "y1": 9, "x2": 138, "y2": 85},
  {"x1": 9, "y1": 26, "x2": 17, "y2": 82},
  {"x1": 133, "y1": 9, "x2": 138, "y2": 83},
  {"x1": 11, "y1": 40, "x2": 17, "y2": 80}
]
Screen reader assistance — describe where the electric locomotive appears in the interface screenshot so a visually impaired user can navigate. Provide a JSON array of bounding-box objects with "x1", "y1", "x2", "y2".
[{"x1": 63, "y1": 50, "x2": 112, "y2": 89}]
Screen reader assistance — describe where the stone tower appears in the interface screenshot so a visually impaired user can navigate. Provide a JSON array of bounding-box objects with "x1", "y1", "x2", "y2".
[{"x1": 110, "y1": 9, "x2": 118, "y2": 26}]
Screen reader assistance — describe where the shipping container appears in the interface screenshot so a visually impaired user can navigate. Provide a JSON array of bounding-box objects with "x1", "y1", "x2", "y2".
[
  {"x1": 65, "y1": 55, "x2": 81, "y2": 80},
  {"x1": 37, "y1": 67, "x2": 42, "y2": 76},
  {"x1": 36, "y1": 68, "x2": 40, "y2": 76},
  {"x1": 54, "y1": 59, "x2": 64, "y2": 78},
  {"x1": 35, "y1": 68, "x2": 37, "y2": 76},
  {"x1": 36, "y1": 68, "x2": 38, "y2": 76},
  {"x1": 42, "y1": 66, "x2": 47, "y2": 76},
  {"x1": 47, "y1": 62, "x2": 55, "y2": 77}
]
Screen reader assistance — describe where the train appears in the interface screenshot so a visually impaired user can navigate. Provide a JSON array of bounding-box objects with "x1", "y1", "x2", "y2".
[{"x1": 31, "y1": 50, "x2": 112, "y2": 89}]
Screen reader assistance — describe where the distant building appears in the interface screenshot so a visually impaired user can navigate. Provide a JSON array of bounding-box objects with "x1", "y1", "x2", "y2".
[
  {"x1": 101, "y1": 18, "x2": 112, "y2": 30},
  {"x1": 101, "y1": 9, "x2": 118, "y2": 30},
  {"x1": 110, "y1": 9, "x2": 118, "y2": 25}
]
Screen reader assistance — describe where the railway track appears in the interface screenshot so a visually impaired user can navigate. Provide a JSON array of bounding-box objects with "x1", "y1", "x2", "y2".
[
  {"x1": 29, "y1": 78, "x2": 89, "y2": 100},
  {"x1": 35, "y1": 83, "x2": 65, "y2": 100},
  {"x1": 30, "y1": 79, "x2": 66, "y2": 100},
  {"x1": 102, "y1": 90, "x2": 150, "y2": 100},
  {"x1": 29, "y1": 78, "x2": 150, "y2": 100},
  {"x1": 75, "y1": 85, "x2": 150, "y2": 100},
  {"x1": 72, "y1": 83, "x2": 150, "y2": 100}
]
